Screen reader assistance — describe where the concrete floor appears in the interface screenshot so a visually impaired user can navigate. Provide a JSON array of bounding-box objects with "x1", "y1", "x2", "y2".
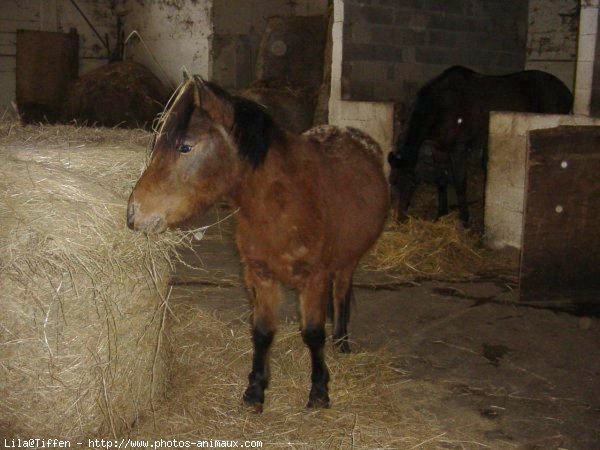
[{"x1": 168, "y1": 206, "x2": 599, "y2": 449}]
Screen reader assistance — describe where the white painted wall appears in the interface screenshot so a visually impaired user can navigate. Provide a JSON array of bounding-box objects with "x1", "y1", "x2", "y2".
[
  {"x1": 485, "y1": 111, "x2": 600, "y2": 250},
  {"x1": 573, "y1": 0, "x2": 599, "y2": 114},
  {"x1": 0, "y1": 0, "x2": 118, "y2": 115},
  {"x1": 123, "y1": 0, "x2": 213, "y2": 91},
  {"x1": 328, "y1": 0, "x2": 394, "y2": 167}
]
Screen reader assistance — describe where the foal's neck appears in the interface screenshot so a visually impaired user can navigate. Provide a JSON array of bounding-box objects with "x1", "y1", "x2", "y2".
[{"x1": 228, "y1": 139, "x2": 291, "y2": 219}]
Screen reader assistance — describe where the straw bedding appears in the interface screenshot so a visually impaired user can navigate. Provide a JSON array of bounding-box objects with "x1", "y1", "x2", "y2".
[
  {"x1": 364, "y1": 215, "x2": 483, "y2": 281},
  {"x1": 130, "y1": 294, "x2": 474, "y2": 448},
  {"x1": 0, "y1": 122, "x2": 185, "y2": 439}
]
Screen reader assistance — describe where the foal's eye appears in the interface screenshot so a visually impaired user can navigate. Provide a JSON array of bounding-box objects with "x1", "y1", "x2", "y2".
[{"x1": 179, "y1": 144, "x2": 192, "y2": 154}]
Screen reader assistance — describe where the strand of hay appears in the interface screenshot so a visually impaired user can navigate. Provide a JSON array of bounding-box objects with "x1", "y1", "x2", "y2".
[
  {"x1": 0, "y1": 122, "x2": 190, "y2": 439},
  {"x1": 130, "y1": 296, "x2": 475, "y2": 448},
  {"x1": 364, "y1": 215, "x2": 483, "y2": 280}
]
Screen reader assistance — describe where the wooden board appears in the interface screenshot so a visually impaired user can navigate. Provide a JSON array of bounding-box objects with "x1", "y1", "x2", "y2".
[
  {"x1": 16, "y1": 30, "x2": 79, "y2": 123},
  {"x1": 520, "y1": 126, "x2": 600, "y2": 304}
]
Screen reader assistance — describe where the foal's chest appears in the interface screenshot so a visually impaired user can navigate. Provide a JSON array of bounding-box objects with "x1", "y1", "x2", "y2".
[{"x1": 236, "y1": 218, "x2": 323, "y2": 286}]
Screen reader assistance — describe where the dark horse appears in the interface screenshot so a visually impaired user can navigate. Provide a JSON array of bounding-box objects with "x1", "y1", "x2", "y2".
[
  {"x1": 388, "y1": 65, "x2": 573, "y2": 225},
  {"x1": 127, "y1": 76, "x2": 388, "y2": 410}
]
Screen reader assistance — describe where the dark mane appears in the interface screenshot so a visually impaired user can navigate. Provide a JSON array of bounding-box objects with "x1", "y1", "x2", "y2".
[
  {"x1": 202, "y1": 79, "x2": 283, "y2": 169},
  {"x1": 232, "y1": 96, "x2": 283, "y2": 169}
]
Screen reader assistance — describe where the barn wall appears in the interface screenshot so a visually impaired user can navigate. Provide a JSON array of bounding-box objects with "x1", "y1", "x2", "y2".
[
  {"x1": 341, "y1": 0, "x2": 529, "y2": 105},
  {"x1": 329, "y1": 0, "x2": 394, "y2": 161},
  {"x1": 212, "y1": 0, "x2": 328, "y2": 91},
  {"x1": 525, "y1": 0, "x2": 579, "y2": 91},
  {"x1": 123, "y1": 0, "x2": 213, "y2": 91},
  {"x1": 485, "y1": 111, "x2": 600, "y2": 250},
  {"x1": 0, "y1": 0, "x2": 119, "y2": 114},
  {"x1": 575, "y1": 0, "x2": 600, "y2": 115}
]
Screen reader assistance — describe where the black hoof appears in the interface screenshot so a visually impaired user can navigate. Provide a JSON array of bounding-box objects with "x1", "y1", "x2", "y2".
[
  {"x1": 306, "y1": 395, "x2": 330, "y2": 409},
  {"x1": 243, "y1": 399, "x2": 264, "y2": 413},
  {"x1": 307, "y1": 386, "x2": 330, "y2": 408},
  {"x1": 243, "y1": 385, "x2": 264, "y2": 413},
  {"x1": 334, "y1": 338, "x2": 351, "y2": 354}
]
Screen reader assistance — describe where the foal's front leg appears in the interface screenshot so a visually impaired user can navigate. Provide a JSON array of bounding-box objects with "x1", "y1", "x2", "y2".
[
  {"x1": 243, "y1": 266, "x2": 281, "y2": 412},
  {"x1": 300, "y1": 273, "x2": 331, "y2": 408},
  {"x1": 434, "y1": 167, "x2": 449, "y2": 219}
]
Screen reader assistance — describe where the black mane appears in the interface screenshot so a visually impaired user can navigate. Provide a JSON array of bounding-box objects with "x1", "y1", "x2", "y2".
[
  {"x1": 232, "y1": 96, "x2": 282, "y2": 169},
  {"x1": 202, "y1": 80, "x2": 282, "y2": 169}
]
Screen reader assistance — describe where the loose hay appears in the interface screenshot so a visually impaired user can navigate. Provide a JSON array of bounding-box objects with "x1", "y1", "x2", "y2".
[
  {"x1": 365, "y1": 215, "x2": 483, "y2": 280},
  {"x1": 0, "y1": 122, "x2": 189, "y2": 439},
  {"x1": 130, "y1": 295, "x2": 460, "y2": 449}
]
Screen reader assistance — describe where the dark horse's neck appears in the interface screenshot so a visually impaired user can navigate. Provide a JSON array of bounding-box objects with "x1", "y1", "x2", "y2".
[
  {"x1": 397, "y1": 95, "x2": 434, "y2": 166},
  {"x1": 397, "y1": 65, "x2": 475, "y2": 166}
]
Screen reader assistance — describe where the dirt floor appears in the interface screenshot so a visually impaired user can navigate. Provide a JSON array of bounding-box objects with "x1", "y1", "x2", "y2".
[{"x1": 131, "y1": 204, "x2": 600, "y2": 450}]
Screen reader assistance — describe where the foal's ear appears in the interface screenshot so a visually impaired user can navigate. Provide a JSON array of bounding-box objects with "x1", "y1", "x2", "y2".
[{"x1": 192, "y1": 77, "x2": 234, "y2": 129}]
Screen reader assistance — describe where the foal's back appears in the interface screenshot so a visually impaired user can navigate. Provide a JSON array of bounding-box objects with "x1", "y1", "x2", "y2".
[{"x1": 300, "y1": 125, "x2": 389, "y2": 266}]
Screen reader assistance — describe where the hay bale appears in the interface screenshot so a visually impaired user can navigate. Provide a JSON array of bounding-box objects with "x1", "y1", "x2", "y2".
[
  {"x1": 0, "y1": 123, "x2": 185, "y2": 439},
  {"x1": 364, "y1": 215, "x2": 483, "y2": 280},
  {"x1": 62, "y1": 61, "x2": 171, "y2": 129}
]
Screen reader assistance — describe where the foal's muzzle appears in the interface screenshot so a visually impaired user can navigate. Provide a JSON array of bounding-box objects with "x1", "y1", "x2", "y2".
[{"x1": 126, "y1": 201, "x2": 167, "y2": 234}]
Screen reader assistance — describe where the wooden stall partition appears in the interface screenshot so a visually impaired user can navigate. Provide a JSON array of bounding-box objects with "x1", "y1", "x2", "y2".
[
  {"x1": 16, "y1": 29, "x2": 79, "y2": 123},
  {"x1": 520, "y1": 126, "x2": 600, "y2": 305}
]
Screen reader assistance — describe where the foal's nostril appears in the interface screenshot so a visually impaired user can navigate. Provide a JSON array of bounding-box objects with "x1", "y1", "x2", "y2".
[{"x1": 127, "y1": 202, "x2": 136, "y2": 230}]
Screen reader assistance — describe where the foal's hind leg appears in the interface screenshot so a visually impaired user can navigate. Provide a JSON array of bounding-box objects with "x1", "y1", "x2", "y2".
[
  {"x1": 449, "y1": 147, "x2": 470, "y2": 225},
  {"x1": 332, "y1": 267, "x2": 354, "y2": 354},
  {"x1": 242, "y1": 266, "x2": 281, "y2": 412},
  {"x1": 300, "y1": 273, "x2": 331, "y2": 408}
]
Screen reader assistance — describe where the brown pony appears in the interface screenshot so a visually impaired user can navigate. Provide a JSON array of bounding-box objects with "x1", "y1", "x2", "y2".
[{"x1": 127, "y1": 76, "x2": 388, "y2": 410}]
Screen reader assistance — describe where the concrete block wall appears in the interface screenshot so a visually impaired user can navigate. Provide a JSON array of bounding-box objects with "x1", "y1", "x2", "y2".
[
  {"x1": 329, "y1": 0, "x2": 394, "y2": 165},
  {"x1": 0, "y1": 0, "x2": 119, "y2": 114},
  {"x1": 525, "y1": 0, "x2": 578, "y2": 90},
  {"x1": 485, "y1": 111, "x2": 600, "y2": 250},
  {"x1": 341, "y1": 0, "x2": 529, "y2": 104}
]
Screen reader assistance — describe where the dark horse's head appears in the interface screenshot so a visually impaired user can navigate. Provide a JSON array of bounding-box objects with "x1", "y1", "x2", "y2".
[
  {"x1": 388, "y1": 66, "x2": 473, "y2": 222},
  {"x1": 127, "y1": 76, "x2": 279, "y2": 233}
]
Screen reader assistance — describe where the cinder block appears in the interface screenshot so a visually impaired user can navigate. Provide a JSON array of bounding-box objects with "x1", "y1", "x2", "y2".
[
  {"x1": 512, "y1": 113, "x2": 561, "y2": 136},
  {"x1": 428, "y1": 30, "x2": 458, "y2": 47},
  {"x1": 490, "y1": 112, "x2": 515, "y2": 136},
  {"x1": 344, "y1": 43, "x2": 404, "y2": 62}
]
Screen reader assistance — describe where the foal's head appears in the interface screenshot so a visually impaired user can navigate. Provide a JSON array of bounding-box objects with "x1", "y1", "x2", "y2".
[{"x1": 127, "y1": 76, "x2": 278, "y2": 233}]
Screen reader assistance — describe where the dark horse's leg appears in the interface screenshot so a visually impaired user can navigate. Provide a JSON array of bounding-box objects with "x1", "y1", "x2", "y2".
[
  {"x1": 332, "y1": 267, "x2": 354, "y2": 354},
  {"x1": 242, "y1": 265, "x2": 281, "y2": 412},
  {"x1": 434, "y1": 167, "x2": 449, "y2": 220},
  {"x1": 449, "y1": 144, "x2": 470, "y2": 225},
  {"x1": 300, "y1": 273, "x2": 331, "y2": 408}
]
